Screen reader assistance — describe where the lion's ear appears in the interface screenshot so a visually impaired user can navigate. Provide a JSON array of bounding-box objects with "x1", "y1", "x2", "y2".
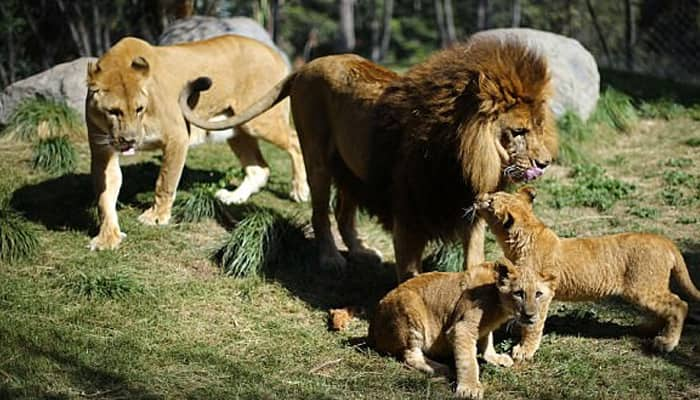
[
  {"x1": 517, "y1": 186, "x2": 536, "y2": 204},
  {"x1": 131, "y1": 56, "x2": 150, "y2": 75}
]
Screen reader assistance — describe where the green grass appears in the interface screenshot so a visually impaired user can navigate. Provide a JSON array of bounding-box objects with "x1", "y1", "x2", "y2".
[
  {"x1": 423, "y1": 241, "x2": 463, "y2": 272},
  {"x1": 557, "y1": 111, "x2": 594, "y2": 165},
  {"x1": 32, "y1": 136, "x2": 77, "y2": 174},
  {"x1": 591, "y1": 88, "x2": 638, "y2": 133},
  {"x1": 64, "y1": 270, "x2": 144, "y2": 299},
  {"x1": 1, "y1": 97, "x2": 83, "y2": 141},
  {"x1": 173, "y1": 183, "x2": 226, "y2": 224},
  {"x1": 0, "y1": 206, "x2": 40, "y2": 264}
]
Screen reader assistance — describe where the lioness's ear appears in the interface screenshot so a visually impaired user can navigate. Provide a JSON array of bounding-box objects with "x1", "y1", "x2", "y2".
[
  {"x1": 131, "y1": 56, "x2": 150, "y2": 75},
  {"x1": 87, "y1": 61, "x2": 101, "y2": 82},
  {"x1": 517, "y1": 186, "x2": 536, "y2": 204}
]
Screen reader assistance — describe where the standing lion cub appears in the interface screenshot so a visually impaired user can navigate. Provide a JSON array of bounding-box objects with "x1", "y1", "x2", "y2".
[
  {"x1": 475, "y1": 187, "x2": 700, "y2": 356},
  {"x1": 368, "y1": 259, "x2": 557, "y2": 399}
]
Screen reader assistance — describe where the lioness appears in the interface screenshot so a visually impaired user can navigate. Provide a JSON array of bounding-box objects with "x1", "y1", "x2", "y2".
[
  {"x1": 368, "y1": 259, "x2": 557, "y2": 399},
  {"x1": 475, "y1": 187, "x2": 700, "y2": 355},
  {"x1": 179, "y1": 35, "x2": 557, "y2": 281},
  {"x1": 86, "y1": 35, "x2": 308, "y2": 251}
]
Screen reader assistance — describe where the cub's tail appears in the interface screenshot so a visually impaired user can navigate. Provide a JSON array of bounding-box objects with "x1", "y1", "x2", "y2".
[
  {"x1": 178, "y1": 72, "x2": 297, "y2": 132},
  {"x1": 671, "y1": 247, "x2": 700, "y2": 302}
]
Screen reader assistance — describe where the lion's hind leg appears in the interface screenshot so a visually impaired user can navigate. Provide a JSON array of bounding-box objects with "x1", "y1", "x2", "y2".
[
  {"x1": 627, "y1": 290, "x2": 688, "y2": 352},
  {"x1": 218, "y1": 127, "x2": 270, "y2": 205}
]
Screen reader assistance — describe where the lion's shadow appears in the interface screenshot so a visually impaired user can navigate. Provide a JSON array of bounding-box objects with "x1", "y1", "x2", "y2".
[{"x1": 10, "y1": 161, "x2": 223, "y2": 233}]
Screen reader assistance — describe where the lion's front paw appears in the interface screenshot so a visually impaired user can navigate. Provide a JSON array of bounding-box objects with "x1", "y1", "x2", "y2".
[
  {"x1": 455, "y1": 382, "x2": 483, "y2": 400},
  {"x1": 511, "y1": 344, "x2": 535, "y2": 362},
  {"x1": 483, "y1": 352, "x2": 514, "y2": 368},
  {"x1": 652, "y1": 335, "x2": 679, "y2": 353},
  {"x1": 138, "y1": 207, "x2": 171, "y2": 225},
  {"x1": 88, "y1": 231, "x2": 126, "y2": 251}
]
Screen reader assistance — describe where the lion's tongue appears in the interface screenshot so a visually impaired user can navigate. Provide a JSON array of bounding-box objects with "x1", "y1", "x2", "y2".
[{"x1": 524, "y1": 167, "x2": 544, "y2": 181}]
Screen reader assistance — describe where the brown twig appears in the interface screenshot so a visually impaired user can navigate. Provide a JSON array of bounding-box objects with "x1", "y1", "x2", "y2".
[{"x1": 309, "y1": 358, "x2": 343, "y2": 374}]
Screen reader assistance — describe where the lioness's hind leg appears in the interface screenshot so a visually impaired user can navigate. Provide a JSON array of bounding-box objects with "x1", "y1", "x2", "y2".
[
  {"x1": 630, "y1": 291, "x2": 688, "y2": 352},
  {"x1": 335, "y1": 188, "x2": 382, "y2": 265},
  {"x1": 403, "y1": 348, "x2": 451, "y2": 377},
  {"x1": 218, "y1": 128, "x2": 270, "y2": 205}
]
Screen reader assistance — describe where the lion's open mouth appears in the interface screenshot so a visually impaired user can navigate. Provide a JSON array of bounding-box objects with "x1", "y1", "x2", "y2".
[{"x1": 504, "y1": 162, "x2": 545, "y2": 182}]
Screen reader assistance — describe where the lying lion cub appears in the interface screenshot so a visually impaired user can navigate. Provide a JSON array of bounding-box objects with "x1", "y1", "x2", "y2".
[
  {"x1": 368, "y1": 259, "x2": 556, "y2": 399},
  {"x1": 475, "y1": 187, "x2": 700, "y2": 356}
]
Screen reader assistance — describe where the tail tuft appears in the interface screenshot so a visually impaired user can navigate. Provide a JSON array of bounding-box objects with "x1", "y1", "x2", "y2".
[{"x1": 191, "y1": 76, "x2": 212, "y2": 92}]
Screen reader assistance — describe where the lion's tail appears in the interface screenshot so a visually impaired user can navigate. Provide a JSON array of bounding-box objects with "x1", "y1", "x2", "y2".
[
  {"x1": 671, "y1": 247, "x2": 700, "y2": 302},
  {"x1": 178, "y1": 72, "x2": 296, "y2": 132}
]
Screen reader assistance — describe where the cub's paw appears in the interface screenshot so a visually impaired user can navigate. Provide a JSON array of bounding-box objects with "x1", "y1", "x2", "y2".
[
  {"x1": 511, "y1": 344, "x2": 535, "y2": 362},
  {"x1": 483, "y1": 352, "x2": 514, "y2": 368},
  {"x1": 88, "y1": 231, "x2": 126, "y2": 251},
  {"x1": 455, "y1": 383, "x2": 483, "y2": 400},
  {"x1": 652, "y1": 336, "x2": 678, "y2": 353},
  {"x1": 138, "y1": 207, "x2": 171, "y2": 225}
]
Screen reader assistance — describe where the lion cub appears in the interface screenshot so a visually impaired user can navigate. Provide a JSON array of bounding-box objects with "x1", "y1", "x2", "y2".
[
  {"x1": 475, "y1": 187, "x2": 700, "y2": 356},
  {"x1": 368, "y1": 259, "x2": 556, "y2": 399}
]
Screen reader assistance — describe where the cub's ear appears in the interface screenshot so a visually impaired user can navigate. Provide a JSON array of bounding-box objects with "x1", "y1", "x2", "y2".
[
  {"x1": 495, "y1": 258, "x2": 518, "y2": 287},
  {"x1": 87, "y1": 61, "x2": 101, "y2": 82},
  {"x1": 517, "y1": 186, "x2": 536, "y2": 204},
  {"x1": 131, "y1": 56, "x2": 150, "y2": 74},
  {"x1": 539, "y1": 269, "x2": 559, "y2": 288}
]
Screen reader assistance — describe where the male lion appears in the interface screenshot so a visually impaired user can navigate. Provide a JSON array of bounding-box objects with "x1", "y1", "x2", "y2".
[
  {"x1": 86, "y1": 35, "x2": 309, "y2": 251},
  {"x1": 368, "y1": 259, "x2": 557, "y2": 399},
  {"x1": 179, "y1": 35, "x2": 557, "y2": 280},
  {"x1": 475, "y1": 187, "x2": 700, "y2": 355}
]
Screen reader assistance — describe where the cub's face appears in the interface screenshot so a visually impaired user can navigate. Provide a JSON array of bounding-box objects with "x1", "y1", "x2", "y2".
[
  {"x1": 495, "y1": 102, "x2": 556, "y2": 183},
  {"x1": 86, "y1": 57, "x2": 151, "y2": 155},
  {"x1": 496, "y1": 260, "x2": 556, "y2": 326}
]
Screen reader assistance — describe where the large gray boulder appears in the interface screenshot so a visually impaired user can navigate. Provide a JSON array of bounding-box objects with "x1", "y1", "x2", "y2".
[
  {"x1": 0, "y1": 57, "x2": 95, "y2": 125},
  {"x1": 158, "y1": 16, "x2": 290, "y2": 67},
  {"x1": 474, "y1": 28, "x2": 600, "y2": 121}
]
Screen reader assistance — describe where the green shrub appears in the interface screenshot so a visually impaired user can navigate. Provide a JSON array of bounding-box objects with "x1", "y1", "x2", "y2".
[
  {"x1": 1, "y1": 97, "x2": 83, "y2": 141},
  {"x1": 0, "y1": 207, "x2": 40, "y2": 264},
  {"x1": 32, "y1": 136, "x2": 77, "y2": 174},
  {"x1": 543, "y1": 164, "x2": 635, "y2": 211},
  {"x1": 213, "y1": 208, "x2": 308, "y2": 278}
]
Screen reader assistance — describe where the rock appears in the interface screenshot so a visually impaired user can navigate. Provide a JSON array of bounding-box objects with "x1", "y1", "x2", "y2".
[
  {"x1": 473, "y1": 28, "x2": 600, "y2": 121},
  {"x1": 0, "y1": 57, "x2": 95, "y2": 125},
  {"x1": 158, "y1": 16, "x2": 290, "y2": 67}
]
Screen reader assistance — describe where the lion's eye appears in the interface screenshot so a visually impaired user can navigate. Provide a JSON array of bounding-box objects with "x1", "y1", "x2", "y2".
[
  {"x1": 513, "y1": 289, "x2": 525, "y2": 298},
  {"x1": 535, "y1": 291, "x2": 543, "y2": 299},
  {"x1": 511, "y1": 127, "x2": 529, "y2": 136},
  {"x1": 108, "y1": 108, "x2": 123, "y2": 117}
]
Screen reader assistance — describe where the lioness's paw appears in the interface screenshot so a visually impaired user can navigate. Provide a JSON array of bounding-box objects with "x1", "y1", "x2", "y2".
[
  {"x1": 290, "y1": 182, "x2": 310, "y2": 203},
  {"x1": 484, "y1": 352, "x2": 514, "y2": 368},
  {"x1": 138, "y1": 208, "x2": 171, "y2": 225},
  {"x1": 455, "y1": 383, "x2": 483, "y2": 400},
  {"x1": 511, "y1": 344, "x2": 535, "y2": 362},
  {"x1": 216, "y1": 188, "x2": 251, "y2": 205},
  {"x1": 652, "y1": 336, "x2": 678, "y2": 353},
  {"x1": 88, "y1": 231, "x2": 126, "y2": 251}
]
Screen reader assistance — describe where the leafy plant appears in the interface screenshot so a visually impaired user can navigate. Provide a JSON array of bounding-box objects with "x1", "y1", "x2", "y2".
[
  {"x1": 543, "y1": 164, "x2": 635, "y2": 211},
  {"x1": 677, "y1": 216, "x2": 698, "y2": 225},
  {"x1": 628, "y1": 206, "x2": 658, "y2": 219},
  {"x1": 213, "y1": 208, "x2": 309, "y2": 278},
  {"x1": 591, "y1": 88, "x2": 638, "y2": 132},
  {"x1": 0, "y1": 206, "x2": 40, "y2": 264},
  {"x1": 663, "y1": 157, "x2": 693, "y2": 169},
  {"x1": 662, "y1": 170, "x2": 694, "y2": 186},
  {"x1": 32, "y1": 136, "x2": 77, "y2": 174},
  {"x1": 685, "y1": 137, "x2": 700, "y2": 147},
  {"x1": 65, "y1": 271, "x2": 143, "y2": 299},
  {"x1": 1, "y1": 97, "x2": 83, "y2": 141}
]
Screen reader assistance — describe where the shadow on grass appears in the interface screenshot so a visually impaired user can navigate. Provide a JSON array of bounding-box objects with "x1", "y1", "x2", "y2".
[{"x1": 9, "y1": 161, "x2": 223, "y2": 233}]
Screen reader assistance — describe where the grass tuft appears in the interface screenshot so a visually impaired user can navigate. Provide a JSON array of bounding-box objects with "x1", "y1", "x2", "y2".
[
  {"x1": 556, "y1": 111, "x2": 594, "y2": 165},
  {"x1": 32, "y1": 136, "x2": 77, "y2": 174},
  {"x1": 1, "y1": 97, "x2": 83, "y2": 141},
  {"x1": 423, "y1": 241, "x2": 463, "y2": 272},
  {"x1": 541, "y1": 163, "x2": 635, "y2": 211},
  {"x1": 65, "y1": 271, "x2": 143, "y2": 299},
  {"x1": 592, "y1": 88, "x2": 638, "y2": 132},
  {"x1": 173, "y1": 184, "x2": 226, "y2": 223},
  {"x1": 213, "y1": 207, "x2": 309, "y2": 278},
  {"x1": 0, "y1": 206, "x2": 40, "y2": 264},
  {"x1": 638, "y1": 98, "x2": 686, "y2": 120}
]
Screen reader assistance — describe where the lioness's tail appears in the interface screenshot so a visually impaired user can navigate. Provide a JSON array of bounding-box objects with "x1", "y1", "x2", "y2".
[
  {"x1": 178, "y1": 72, "x2": 297, "y2": 132},
  {"x1": 671, "y1": 247, "x2": 700, "y2": 302}
]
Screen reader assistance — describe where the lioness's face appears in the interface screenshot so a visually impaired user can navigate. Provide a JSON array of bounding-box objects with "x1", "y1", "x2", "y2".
[
  {"x1": 86, "y1": 58, "x2": 150, "y2": 155},
  {"x1": 496, "y1": 261, "x2": 556, "y2": 326},
  {"x1": 495, "y1": 102, "x2": 555, "y2": 183}
]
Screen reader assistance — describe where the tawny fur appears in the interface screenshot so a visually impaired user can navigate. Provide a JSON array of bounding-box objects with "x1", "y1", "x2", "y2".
[
  {"x1": 179, "y1": 35, "x2": 557, "y2": 281},
  {"x1": 86, "y1": 35, "x2": 308, "y2": 251},
  {"x1": 368, "y1": 259, "x2": 557, "y2": 399},
  {"x1": 476, "y1": 187, "x2": 700, "y2": 355}
]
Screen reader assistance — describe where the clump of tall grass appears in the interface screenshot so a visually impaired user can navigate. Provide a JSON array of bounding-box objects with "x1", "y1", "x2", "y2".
[
  {"x1": 32, "y1": 136, "x2": 77, "y2": 174},
  {"x1": 65, "y1": 271, "x2": 143, "y2": 299},
  {"x1": 213, "y1": 207, "x2": 309, "y2": 278},
  {"x1": 591, "y1": 88, "x2": 638, "y2": 132},
  {"x1": 423, "y1": 241, "x2": 463, "y2": 272},
  {"x1": 1, "y1": 97, "x2": 83, "y2": 141},
  {"x1": 557, "y1": 111, "x2": 594, "y2": 165},
  {"x1": 173, "y1": 184, "x2": 227, "y2": 223},
  {"x1": 0, "y1": 206, "x2": 40, "y2": 264},
  {"x1": 638, "y1": 98, "x2": 686, "y2": 120}
]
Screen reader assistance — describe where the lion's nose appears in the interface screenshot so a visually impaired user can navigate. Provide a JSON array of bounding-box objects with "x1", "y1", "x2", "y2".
[{"x1": 534, "y1": 159, "x2": 550, "y2": 169}]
